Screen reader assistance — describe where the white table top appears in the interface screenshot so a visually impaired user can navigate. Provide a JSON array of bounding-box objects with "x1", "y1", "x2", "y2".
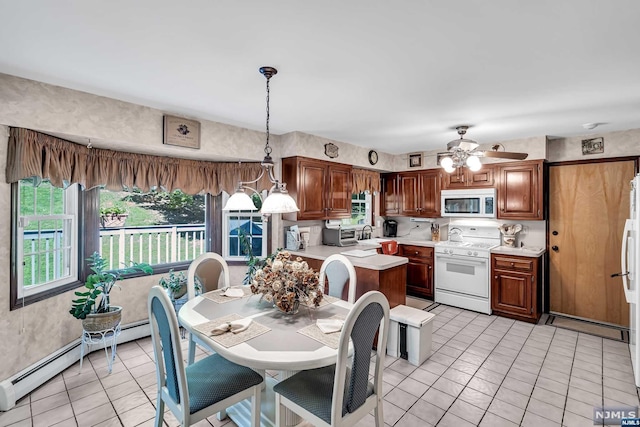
[
  {"x1": 289, "y1": 245, "x2": 408, "y2": 270},
  {"x1": 178, "y1": 292, "x2": 352, "y2": 371}
]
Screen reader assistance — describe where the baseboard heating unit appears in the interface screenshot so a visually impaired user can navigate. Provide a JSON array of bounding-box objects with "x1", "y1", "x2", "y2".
[{"x1": 0, "y1": 321, "x2": 150, "y2": 411}]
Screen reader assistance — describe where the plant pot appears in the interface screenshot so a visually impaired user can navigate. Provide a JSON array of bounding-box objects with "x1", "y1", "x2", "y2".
[
  {"x1": 169, "y1": 284, "x2": 188, "y2": 300},
  {"x1": 100, "y1": 214, "x2": 128, "y2": 228},
  {"x1": 81, "y1": 306, "x2": 122, "y2": 332}
]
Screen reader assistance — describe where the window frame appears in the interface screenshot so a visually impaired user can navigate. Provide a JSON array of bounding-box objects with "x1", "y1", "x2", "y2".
[
  {"x1": 9, "y1": 186, "x2": 220, "y2": 310},
  {"x1": 222, "y1": 211, "x2": 268, "y2": 262}
]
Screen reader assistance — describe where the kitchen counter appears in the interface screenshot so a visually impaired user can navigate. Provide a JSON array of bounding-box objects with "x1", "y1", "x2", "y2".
[
  {"x1": 289, "y1": 244, "x2": 407, "y2": 270},
  {"x1": 490, "y1": 246, "x2": 546, "y2": 257},
  {"x1": 289, "y1": 244, "x2": 407, "y2": 308}
]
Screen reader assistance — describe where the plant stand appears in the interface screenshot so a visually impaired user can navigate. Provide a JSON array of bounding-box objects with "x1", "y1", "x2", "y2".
[{"x1": 79, "y1": 323, "x2": 121, "y2": 374}]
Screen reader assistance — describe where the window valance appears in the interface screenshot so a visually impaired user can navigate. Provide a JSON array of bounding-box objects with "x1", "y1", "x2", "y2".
[
  {"x1": 6, "y1": 128, "x2": 272, "y2": 195},
  {"x1": 352, "y1": 168, "x2": 381, "y2": 194}
]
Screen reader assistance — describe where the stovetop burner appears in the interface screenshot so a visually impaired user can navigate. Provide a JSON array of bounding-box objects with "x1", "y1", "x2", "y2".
[{"x1": 437, "y1": 241, "x2": 497, "y2": 250}]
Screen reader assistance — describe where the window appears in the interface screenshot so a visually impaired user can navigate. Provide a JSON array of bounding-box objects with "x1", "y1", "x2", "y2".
[
  {"x1": 98, "y1": 189, "x2": 206, "y2": 269},
  {"x1": 223, "y1": 212, "x2": 267, "y2": 261},
  {"x1": 342, "y1": 192, "x2": 372, "y2": 226},
  {"x1": 16, "y1": 179, "x2": 79, "y2": 299}
]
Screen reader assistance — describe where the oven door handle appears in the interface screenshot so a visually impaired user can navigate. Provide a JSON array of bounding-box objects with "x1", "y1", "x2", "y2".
[{"x1": 436, "y1": 255, "x2": 487, "y2": 266}]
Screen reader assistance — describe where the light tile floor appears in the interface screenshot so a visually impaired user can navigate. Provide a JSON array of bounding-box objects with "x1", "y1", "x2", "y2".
[{"x1": 1, "y1": 303, "x2": 639, "y2": 427}]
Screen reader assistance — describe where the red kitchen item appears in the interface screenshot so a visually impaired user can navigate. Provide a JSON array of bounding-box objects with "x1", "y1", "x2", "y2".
[{"x1": 380, "y1": 240, "x2": 398, "y2": 255}]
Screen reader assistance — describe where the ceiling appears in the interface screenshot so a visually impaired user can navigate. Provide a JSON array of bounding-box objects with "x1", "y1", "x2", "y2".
[{"x1": 1, "y1": 0, "x2": 639, "y2": 155}]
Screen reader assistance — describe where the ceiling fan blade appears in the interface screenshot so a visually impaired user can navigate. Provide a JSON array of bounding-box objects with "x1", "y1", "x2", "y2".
[{"x1": 478, "y1": 150, "x2": 529, "y2": 160}]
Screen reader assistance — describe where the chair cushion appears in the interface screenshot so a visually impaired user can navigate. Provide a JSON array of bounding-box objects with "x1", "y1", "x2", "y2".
[
  {"x1": 273, "y1": 365, "x2": 374, "y2": 424},
  {"x1": 186, "y1": 353, "x2": 263, "y2": 414}
]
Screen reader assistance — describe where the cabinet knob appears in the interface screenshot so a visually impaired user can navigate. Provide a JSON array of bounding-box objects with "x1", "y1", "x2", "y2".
[
  {"x1": 494, "y1": 276, "x2": 498, "y2": 279},
  {"x1": 510, "y1": 262, "x2": 515, "y2": 267},
  {"x1": 415, "y1": 251, "x2": 419, "y2": 255},
  {"x1": 428, "y1": 265, "x2": 432, "y2": 270}
]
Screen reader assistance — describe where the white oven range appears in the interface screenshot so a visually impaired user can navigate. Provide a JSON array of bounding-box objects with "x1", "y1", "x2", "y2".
[{"x1": 434, "y1": 225, "x2": 500, "y2": 314}]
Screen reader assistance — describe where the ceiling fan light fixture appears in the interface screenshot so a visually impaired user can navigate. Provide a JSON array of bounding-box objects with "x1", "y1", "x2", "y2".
[
  {"x1": 440, "y1": 156, "x2": 454, "y2": 169},
  {"x1": 466, "y1": 155, "x2": 482, "y2": 171}
]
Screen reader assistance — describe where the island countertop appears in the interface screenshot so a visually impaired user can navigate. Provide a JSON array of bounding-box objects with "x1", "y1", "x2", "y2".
[{"x1": 288, "y1": 244, "x2": 407, "y2": 271}]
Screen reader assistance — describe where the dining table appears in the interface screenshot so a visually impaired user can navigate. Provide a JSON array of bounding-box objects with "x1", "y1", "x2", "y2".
[{"x1": 178, "y1": 286, "x2": 353, "y2": 427}]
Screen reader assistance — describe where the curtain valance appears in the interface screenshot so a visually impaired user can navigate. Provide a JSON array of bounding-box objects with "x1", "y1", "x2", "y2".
[
  {"x1": 352, "y1": 168, "x2": 381, "y2": 194},
  {"x1": 6, "y1": 128, "x2": 272, "y2": 195}
]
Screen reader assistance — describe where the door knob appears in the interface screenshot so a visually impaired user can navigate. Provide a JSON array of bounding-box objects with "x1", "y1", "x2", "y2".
[
  {"x1": 552, "y1": 245, "x2": 559, "y2": 252},
  {"x1": 552, "y1": 231, "x2": 558, "y2": 236}
]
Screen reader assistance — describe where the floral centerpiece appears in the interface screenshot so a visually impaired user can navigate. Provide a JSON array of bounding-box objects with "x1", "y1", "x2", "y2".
[{"x1": 249, "y1": 250, "x2": 323, "y2": 313}]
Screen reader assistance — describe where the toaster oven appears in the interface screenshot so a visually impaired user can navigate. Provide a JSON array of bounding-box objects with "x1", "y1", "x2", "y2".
[{"x1": 322, "y1": 228, "x2": 358, "y2": 246}]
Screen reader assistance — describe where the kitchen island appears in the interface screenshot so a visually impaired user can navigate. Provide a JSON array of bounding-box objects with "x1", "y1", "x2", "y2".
[{"x1": 289, "y1": 244, "x2": 408, "y2": 308}]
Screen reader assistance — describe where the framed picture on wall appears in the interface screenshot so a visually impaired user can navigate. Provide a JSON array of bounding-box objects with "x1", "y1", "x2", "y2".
[
  {"x1": 408, "y1": 153, "x2": 423, "y2": 168},
  {"x1": 163, "y1": 115, "x2": 201, "y2": 149}
]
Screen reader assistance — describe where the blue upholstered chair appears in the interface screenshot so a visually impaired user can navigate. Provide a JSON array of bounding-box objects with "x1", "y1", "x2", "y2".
[
  {"x1": 273, "y1": 290, "x2": 390, "y2": 427},
  {"x1": 148, "y1": 286, "x2": 263, "y2": 427},
  {"x1": 319, "y1": 254, "x2": 357, "y2": 303},
  {"x1": 185, "y1": 252, "x2": 230, "y2": 365}
]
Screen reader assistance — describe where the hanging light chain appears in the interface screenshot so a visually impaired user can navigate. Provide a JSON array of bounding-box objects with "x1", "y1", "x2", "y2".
[{"x1": 264, "y1": 74, "x2": 271, "y2": 157}]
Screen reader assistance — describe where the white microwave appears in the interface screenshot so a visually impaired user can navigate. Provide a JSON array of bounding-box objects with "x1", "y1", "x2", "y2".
[{"x1": 441, "y1": 188, "x2": 496, "y2": 218}]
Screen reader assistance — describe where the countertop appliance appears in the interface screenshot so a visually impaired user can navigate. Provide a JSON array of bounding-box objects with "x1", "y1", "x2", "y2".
[
  {"x1": 322, "y1": 227, "x2": 358, "y2": 247},
  {"x1": 434, "y1": 224, "x2": 500, "y2": 314},
  {"x1": 383, "y1": 219, "x2": 398, "y2": 237},
  {"x1": 441, "y1": 188, "x2": 496, "y2": 218},
  {"x1": 620, "y1": 174, "x2": 640, "y2": 386}
]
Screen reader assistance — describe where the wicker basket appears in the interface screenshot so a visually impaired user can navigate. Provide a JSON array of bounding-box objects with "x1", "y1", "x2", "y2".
[{"x1": 81, "y1": 306, "x2": 122, "y2": 332}]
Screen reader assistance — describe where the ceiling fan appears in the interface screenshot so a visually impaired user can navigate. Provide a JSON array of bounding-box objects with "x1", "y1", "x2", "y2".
[{"x1": 438, "y1": 126, "x2": 528, "y2": 173}]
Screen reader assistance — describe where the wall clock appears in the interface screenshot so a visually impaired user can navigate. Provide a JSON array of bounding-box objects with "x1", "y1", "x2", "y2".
[{"x1": 368, "y1": 150, "x2": 379, "y2": 165}]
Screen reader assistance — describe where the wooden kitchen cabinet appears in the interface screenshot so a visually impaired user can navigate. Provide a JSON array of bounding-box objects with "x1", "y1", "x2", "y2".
[
  {"x1": 381, "y1": 173, "x2": 400, "y2": 216},
  {"x1": 491, "y1": 253, "x2": 541, "y2": 323},
  {"x1": 441, "y1": 165, "x2": 495, "y2": 189},
  {"x1": 497, "y1": 160, "x2": 544, "y2": 220},
  {"x1": 398, "y1": 170, "x2": 441, "y2": 217},
  {"x1": 399, "y1": 244, "x2": 433, "y2": 299},
  {"x1": 282, "y1": 156, "x2": 352, "y2": 221}
]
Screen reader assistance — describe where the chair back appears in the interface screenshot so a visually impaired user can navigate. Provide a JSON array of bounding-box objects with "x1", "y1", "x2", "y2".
[
  {"x1": 187, "y1": 252, "x2": 230, "y2": 300},
  {"x1": 319, "y1": 254, "x2": 357, "y2": 303},
  {"x1": 148, "y1": 286, "x2": 189, "y2": 415},
  {"x1": 332, "y1": 291, "x2": 389, "y2": 424}
]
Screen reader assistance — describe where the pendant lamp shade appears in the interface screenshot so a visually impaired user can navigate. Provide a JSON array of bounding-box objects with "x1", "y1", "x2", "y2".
[
  {"x1": 261, "y1": 186, "x2": 300, "y2": 214},
  {"x1": 223, "y1": 190, "x2": 257, "y2": 211}
]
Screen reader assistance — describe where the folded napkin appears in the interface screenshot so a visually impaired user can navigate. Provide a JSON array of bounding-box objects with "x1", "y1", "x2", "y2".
[
  {"x1": 222, "y1": 287, "x2": 244, "y2": 298},
  {"x1": 316, "y1": 319, "x2": 344, "y2": 334},
  {"x1": 211, "y1": 318, "x2": 252, "y2": 335}
]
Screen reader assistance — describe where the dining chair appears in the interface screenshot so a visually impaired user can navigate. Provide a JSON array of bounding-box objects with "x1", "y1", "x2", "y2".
[
  {"x1": 185, "y1": 252, "x2": 230, "y2": 364},
  {"x1": 273, "y1": 290, "x2": 390, "y2": 427},
  {"x1": 148, "y1": 286, "x2": 263, "y2": 427},
  {"x1": 319, "y1": 254, "x2": 357, "y2": 303}
]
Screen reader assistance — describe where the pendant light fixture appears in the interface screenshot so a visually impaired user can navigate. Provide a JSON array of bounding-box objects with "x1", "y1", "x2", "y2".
[{"x1": 223, "y1": 67, "x2": 299, "y2": 214}]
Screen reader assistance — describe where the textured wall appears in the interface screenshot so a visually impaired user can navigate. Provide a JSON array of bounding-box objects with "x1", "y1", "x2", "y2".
[{"x1": 547, "y1": 128, "x2": 640, "y2": 162}]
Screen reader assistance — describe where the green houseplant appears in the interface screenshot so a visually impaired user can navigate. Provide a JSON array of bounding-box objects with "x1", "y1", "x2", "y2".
[
  {"x1": 70, "y1": 252, "x2": 153, "y2": 331},
  {"x1": 158, "y1": 269, "x2": 202, "y2": 313}
]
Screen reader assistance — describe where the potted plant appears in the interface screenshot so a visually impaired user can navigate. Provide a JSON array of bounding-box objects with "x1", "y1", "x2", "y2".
[
  {"x1": 100, "y1": 205, "x2": 128, "y2": 228},
  {"x1": 70, "y1": 252, "x2": 153, "y2": 331},
  {"x1": 159, "y1": 269, "x2": 202, "y2": 312}
]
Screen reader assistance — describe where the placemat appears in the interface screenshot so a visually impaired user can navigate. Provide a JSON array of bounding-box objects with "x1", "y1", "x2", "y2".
[
  {"x1": 301, "y1": 294, "x2": 340, "y2": 308},
  {"x1": 202, "y1": 287, "x2": 252, "y2": 304},
  {"x1": 297, "y1": 315, "x2": 346, "y2": 349},
  {"x1": 193, "y1": 313, "x2": 271, "y2": 348}
]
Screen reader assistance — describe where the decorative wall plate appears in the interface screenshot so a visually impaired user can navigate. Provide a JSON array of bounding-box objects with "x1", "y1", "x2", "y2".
[
  {"x1": 324, "y1": 143, "x2": 339, "y2": 158},
  {"x1": 368, "y1": 150, "x2": 379, "y2": 165}
]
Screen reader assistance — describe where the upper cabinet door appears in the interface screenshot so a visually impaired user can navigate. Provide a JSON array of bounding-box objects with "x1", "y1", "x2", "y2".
[
  {"x1": 441, "y1": 169, "x2": 466, "y2": 189},
  {"x1": 441, "y1": 165, "x2": 495, "y2": 189},
  {"x1": 399, "y1": 173, "x2": 420, "y2": 216},
  {"x1": 498, "y1": 160, "x2": 543, "y2": 220},
  {"x1": 298, "y1": 159, "x2": 327, "y2": 219},
  {"x1": 327, "y1": 164, "x2": 352, "y2": 218},
  {"x1": 381, "y1": 173, "x2": 400, "y2": 216},
  {"x1": 418, "y1": 170, "x2": 441, "y2": 217}
]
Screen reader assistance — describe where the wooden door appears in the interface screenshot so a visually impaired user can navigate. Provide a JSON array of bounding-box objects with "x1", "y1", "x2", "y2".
[
  {"x1": 298, "y1": 160, "x2": 326, "y2": 220},
  {"x1": 399, "y1": 173, "x2": 420, "y2": 216},
  {"x1": 327, "y1": 164, "x2": 352, "y2": 218},
  {"x1": 498, "y1": 161, "x2": 543, "y2": 219},
  {"x1": 549, "y1": 160, "x2": 635, "y2": 326},
  {"x1": 418, "y1": 170, "x2": 441, "y2": 217},
  {"x1": 382, "y1": 173, "x2": 399, "y2": 216}
]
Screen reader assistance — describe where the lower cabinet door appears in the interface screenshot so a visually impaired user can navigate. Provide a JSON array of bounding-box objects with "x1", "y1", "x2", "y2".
[
  {"x1": 406, "y1": 261, "x2": 433, "y2": 299},
  {"x1": 492, "y1": 271, "x2": 532, "y2": 317}
]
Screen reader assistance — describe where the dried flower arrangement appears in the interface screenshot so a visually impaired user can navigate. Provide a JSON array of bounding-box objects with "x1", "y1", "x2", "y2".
[{"x1": 249, "y1": 250, "x2": 323, "y2": 313}]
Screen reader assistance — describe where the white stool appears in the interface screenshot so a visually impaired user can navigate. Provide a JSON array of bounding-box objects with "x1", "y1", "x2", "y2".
[{"x1": 387, "y1": 305, "x2": 435, "y2": 366}]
